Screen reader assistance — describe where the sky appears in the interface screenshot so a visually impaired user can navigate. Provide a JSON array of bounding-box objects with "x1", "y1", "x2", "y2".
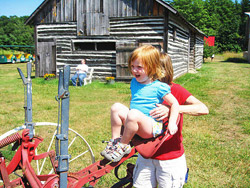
[
  {"x1": 0, "y1": 0, "x2": 242, "y2": 17},
  {"x1": 0, "y1": 0, "x2": 44, "y2": 17}
]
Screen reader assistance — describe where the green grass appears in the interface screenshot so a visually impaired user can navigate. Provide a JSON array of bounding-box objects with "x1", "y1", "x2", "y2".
[
  {"x1": 0, "y1": 56, "x2": 250, "y2": 187},
  {"x1": 0, "y1": 49, "x2": 23, "y2": 55}
]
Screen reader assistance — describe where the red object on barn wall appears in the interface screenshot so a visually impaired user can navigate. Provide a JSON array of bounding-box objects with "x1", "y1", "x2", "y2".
[{"x1": 204, "y1": 36, "x2": 215, "y2": 46}]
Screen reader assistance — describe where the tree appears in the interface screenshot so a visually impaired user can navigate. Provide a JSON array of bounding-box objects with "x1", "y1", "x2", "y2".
[
  {"x1": 171, "y1": 0, "x2": 210, "y2": 33},
  {"x1": 0, "y1": 16, "x2": 34, "y2": 53},
  {"x1": 167, "y1": 0, "x2": 242, "y2": 52}
]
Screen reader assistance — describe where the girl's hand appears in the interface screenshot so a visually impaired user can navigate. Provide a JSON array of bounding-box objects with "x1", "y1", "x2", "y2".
[
  {"x1": 150, "y1": 103, "x2": 170, "y2": 121},
  {"x1": 168, "y1": 123, "x2": 178, "y2": 135}
]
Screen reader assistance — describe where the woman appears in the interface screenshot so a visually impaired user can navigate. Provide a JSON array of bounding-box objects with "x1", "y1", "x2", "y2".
[
  {"x1": 71, "y1": 59, "x2": 88, "y2": 86},
  {"x1": 132, "y1": 53, "x2": 209, "y2": 188}
]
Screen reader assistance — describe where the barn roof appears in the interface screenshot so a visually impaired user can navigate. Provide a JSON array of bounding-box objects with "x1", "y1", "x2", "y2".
[
  {"x1": 25, "y1": 0, "x2": 50, "y2": 25},
  {"x1": 25, "y1": 0, "x2": 205, "y2": 36}
]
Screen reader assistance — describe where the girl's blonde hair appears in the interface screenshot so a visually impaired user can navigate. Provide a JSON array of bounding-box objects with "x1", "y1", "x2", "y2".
[
  {"x1": 160, "y1": 52, "x2": 173, "y2": 85},
  {"x1": 128, "y1": 45, "x2": 163, "y2": 81}
]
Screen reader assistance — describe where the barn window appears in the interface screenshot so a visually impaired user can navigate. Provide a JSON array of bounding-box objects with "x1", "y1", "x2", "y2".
[
  {"x1": 97, "y1": 42, "x2": 115, "y2": 50},
  {"x1": 75, "y1": 42, "x2": 95, "y2": 51},
  {"x1": 74, "y1": 42, "x2": 116, "y2": 51}
]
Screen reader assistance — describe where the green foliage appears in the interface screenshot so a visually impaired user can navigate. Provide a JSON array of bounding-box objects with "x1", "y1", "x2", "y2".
[
  {"x1": 213, "y1": 0, "x2": 241, "y2": 52},
  {"x1": 171, "y1": 0, "x2": 210, "y2": 33},
  {"x1": 203, "y1": 44, "x2": 217, "y2": 59},
  {"x1": 168, "y1": 0, "x2": 246, "y2": 53},
  {"x1": 0, "y1": 16, "x2": 34, "y2": 53}
]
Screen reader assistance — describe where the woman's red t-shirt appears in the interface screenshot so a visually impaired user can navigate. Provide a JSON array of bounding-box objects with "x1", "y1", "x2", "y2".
[{"x1": 152, "y1": 83, "x2": 192, "y2": 160}]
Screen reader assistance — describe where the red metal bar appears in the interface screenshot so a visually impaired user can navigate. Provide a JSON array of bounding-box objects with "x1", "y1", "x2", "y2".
[
  {"x1": 0, "y1": 157, "x2": 11, "y2": 187},
  {"x1": 6, "y1": 147, "x2": 22, "y2": 174},
  {"x1": 21, "y1": 130, "x2": 43, "y2": 187},
  {"x1": 0, "y1": 178, "x2": 23, "y2": 188},
  {"x1": 70, "y1": 148, "x2": 136, "y2": 188}
]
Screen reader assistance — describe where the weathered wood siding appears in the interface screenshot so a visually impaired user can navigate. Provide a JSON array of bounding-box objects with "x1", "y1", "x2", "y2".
[
  {"x1": 110, "y1": 16, "x2": 164, "y2": 80},
  {"x1": 194, "y1": 36, "x2": 204, "y2": 69},
  {"x1": 110, "y1": 17, "x2": 164, "y2": 40},
  {"x1": 37, "y1": 23, "x2": 116, "y2": 79},
  {"x1": 31, "y1": 0, "x2": 205, "y2": 80},
  {"x1": 70, "y1": 39, "x2": 117, "y2": 79},
  {"x1": 36, "y1": 23, "x2": 77, "y2": 76},
  {"x1": 189, "y1": 33, "x2": 195, "y2": 71},
  {"x1": 167, "y1": 18, "x2": 190, "y2": 79},
  {"x1": 76, "y1": 0, "x2": 165, "y2": 36},
  {"x1": 33, "y1": 0, "x2": 76, "y2": 24},
  {"x1": 116, "y1": 40, "x2": 137, "y2": 80},
  {"x1": 77, "y1": 0, "x2": 109, "y2": 36}
]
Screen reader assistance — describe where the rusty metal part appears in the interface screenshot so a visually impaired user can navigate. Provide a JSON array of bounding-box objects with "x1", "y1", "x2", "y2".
[{"x1": 0, "y1": 133, "x2": 21, "y2": 149}]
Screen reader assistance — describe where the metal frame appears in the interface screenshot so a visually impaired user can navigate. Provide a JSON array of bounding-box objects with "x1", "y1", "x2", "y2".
[
  {"x1": 18, "y1": 62, "x2": 34, "y2": 138},
  {"x1": 55, "y1": 65, "x2": 71, "y2": 187},
  {"x1": 1, "y1": 64, "x2": 176, "y2": 187}
]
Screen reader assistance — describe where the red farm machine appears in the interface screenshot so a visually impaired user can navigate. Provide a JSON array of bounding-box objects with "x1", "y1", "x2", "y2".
[{"x1": 0, "y1": 63, "x2": 176, "y2": 187}]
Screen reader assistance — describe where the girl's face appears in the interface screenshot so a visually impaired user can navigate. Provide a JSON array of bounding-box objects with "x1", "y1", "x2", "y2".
[{"x1": 131, "y1": 59, "x2": 152, "y2": 84}]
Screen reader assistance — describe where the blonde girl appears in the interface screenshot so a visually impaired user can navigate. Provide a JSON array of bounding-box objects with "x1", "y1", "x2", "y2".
[{"x1": 101, "y1": 45, "x2": 179, "y2": 162}]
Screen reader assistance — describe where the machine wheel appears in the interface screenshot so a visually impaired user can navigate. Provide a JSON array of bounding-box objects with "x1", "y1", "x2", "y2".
[{"x1": 0, "y1": 122, "x2": 95, "y2": 176}]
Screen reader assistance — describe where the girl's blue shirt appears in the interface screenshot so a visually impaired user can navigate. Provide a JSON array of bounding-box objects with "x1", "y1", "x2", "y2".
[{"x1": 130, "y1": 78, "x2": 171, "y2": 117}]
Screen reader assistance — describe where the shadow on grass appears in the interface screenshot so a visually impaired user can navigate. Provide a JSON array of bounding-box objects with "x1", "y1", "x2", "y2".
[
  {"x1": 221, "y1": 58, "x2": 249, "y2": 64},
  {"x1": 17, "y1": 76, "x2": 36, "y2": 81}
]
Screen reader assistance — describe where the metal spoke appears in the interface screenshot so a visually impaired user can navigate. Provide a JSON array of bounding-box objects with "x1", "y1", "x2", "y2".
[{"x1": 0, "y1": 122, "x2": 95, "y2": 178}]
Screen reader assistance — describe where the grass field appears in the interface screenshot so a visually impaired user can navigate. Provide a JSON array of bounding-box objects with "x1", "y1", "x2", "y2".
[
  {"x1": 0, "y1": 49, "x2": 23, "y2": 54},
  {"x1": 0, "y1": 55, "x2": 249, "y2": 187}
]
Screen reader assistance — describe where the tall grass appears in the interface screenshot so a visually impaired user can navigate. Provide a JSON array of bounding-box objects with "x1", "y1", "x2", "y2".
[
  {"x1": 0, "y1": 57, "x2": 249, "y2": 187},
  {"x1": 0, "y1": 49, "x2": 23, "y2": 54}
]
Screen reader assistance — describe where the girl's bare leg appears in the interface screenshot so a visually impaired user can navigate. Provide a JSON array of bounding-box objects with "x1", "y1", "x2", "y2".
[
  {"x1": 110, "y1": 103, "x2": 129, "y2": 140},
  {"x1": 120, "y1": 109, "x2": 153, "y2": 145}
]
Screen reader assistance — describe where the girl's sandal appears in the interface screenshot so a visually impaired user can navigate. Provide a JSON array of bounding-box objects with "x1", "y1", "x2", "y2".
[
  {"x1": 100, "y1": 139, "x2": 114, "y2": 157},
  {"x1": 100, "y1": 137, "x2": 121, "y2": 157},
  {"x1": 104, "y1": 142, "x2": 131, "y2": 162}
]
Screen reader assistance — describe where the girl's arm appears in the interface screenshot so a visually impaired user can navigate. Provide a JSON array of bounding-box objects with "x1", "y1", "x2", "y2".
[{"x1": 162, "y1": 93, "x2": 179, "y2": 135}]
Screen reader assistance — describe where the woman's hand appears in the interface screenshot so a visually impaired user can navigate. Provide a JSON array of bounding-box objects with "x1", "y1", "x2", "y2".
[{"x1": 150, "y1": 103, "x2": 170, "y2": 121}]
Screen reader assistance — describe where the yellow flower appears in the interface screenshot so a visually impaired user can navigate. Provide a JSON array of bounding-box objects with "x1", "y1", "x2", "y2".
[
  {"x1": 105, "y1": 76, "x2": 115, "y2": 80},
  {"x1": 44, "y1": 73, "x2": 56, "y2": 79}
]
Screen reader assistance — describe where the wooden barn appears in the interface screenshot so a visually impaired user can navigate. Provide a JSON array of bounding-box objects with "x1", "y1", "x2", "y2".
[{"x1": 25, "y1": 0, "x2": 206, "y2": 81}]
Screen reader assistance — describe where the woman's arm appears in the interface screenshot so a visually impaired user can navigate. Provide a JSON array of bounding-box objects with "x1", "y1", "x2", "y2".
[
  {"x1": 150, "y1": 95, "x2": 209, "y2": 120},
  {"x1": 180, "y1": 96, "x2": 209, "y2": 116}
]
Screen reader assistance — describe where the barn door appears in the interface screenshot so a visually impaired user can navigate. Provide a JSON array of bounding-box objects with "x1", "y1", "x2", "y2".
[
  {"x1": 37, "y1": 41, "x2": 56, "y2": 77},
  {"x1": 116, "y1": 40, "x2": 138, "y2": 81},
  {"x1": 76, "y1": 0, "x2": 109, "y2": 36}
]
